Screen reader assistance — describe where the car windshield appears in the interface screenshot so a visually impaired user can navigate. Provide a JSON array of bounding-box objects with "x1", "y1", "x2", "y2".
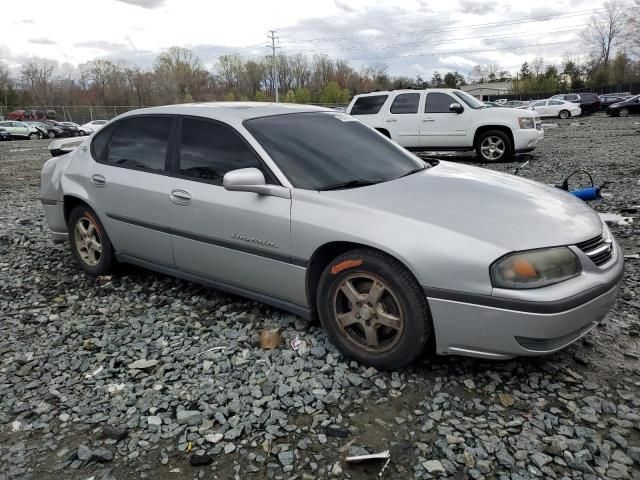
[
  {"x1": 451, "y1": 90, "x2": 485, "y2": 109},
  {"x1": 244, "y1": 112, "x2": 428, "y2": 190}
]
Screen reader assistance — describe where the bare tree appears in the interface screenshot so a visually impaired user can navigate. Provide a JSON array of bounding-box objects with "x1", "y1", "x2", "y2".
[
  {"x1": 20, "y1": 58, "x2": 57, "y2": 106},
  {"x1": 582, "y1": 1, "x2": 628, "y2": 67}
]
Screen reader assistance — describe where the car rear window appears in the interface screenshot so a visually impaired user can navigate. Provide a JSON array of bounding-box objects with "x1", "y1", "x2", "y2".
[
  {"x1": 350, "y1": 95, "x2": 388, "y2": 115},
  {"x1": 390, "y1": 93, "x2": 420, "y2": 114}
]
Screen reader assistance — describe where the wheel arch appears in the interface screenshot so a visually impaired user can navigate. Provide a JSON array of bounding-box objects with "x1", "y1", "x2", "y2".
[
  {"x1": 375, "y1": 128, "x2": 391, "y2": 138},
  {"x1": 63, "y1": 194, "x2": 100, "y2": 226},
  {"x1": 472, "y1": 125, "x2": 514, "y2": 149},
  {"x1": 305, "y1": 240, "x2": 424, "y2": 317}
]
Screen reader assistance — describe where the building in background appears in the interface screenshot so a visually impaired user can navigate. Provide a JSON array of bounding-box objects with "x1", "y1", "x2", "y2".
[{"x1": 460, "y1": 81, "x2": 512, "y2": 100}]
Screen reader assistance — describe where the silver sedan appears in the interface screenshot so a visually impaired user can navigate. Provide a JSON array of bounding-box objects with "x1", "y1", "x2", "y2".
[{"x1": 40, "y1": 103, "x2": 624, "y2": 369}]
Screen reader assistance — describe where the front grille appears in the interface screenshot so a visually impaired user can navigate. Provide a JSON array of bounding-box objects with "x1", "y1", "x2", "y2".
[{"x1": 576, "y1": 234, "x2": 613, "y2": 266}]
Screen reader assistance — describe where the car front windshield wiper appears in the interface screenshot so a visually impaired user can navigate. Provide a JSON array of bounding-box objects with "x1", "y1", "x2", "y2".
[
  {"x1": 318, "y1": 179, "x2": 383, "y2": 191},
  {"x1": 396, "y1": 166, "x2": 426, "y2": 179}
]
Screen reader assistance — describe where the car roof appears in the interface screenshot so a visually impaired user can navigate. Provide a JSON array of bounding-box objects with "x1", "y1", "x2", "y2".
[
  {"x1": 354, "y1": 88, "x2": 456, "y2": 97},
  {"x1": 119, "y1": 102, "x2": 331, "y2": 121}
]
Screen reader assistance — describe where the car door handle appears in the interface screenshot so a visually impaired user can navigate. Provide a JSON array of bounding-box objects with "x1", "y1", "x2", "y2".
[
  {"x1": 169, "y1": 189, "x2": 192, "y2": 205},
  {"x1": 91, "y1": 174, "x2": 106, "y2": 187},
  {"x1": 422, "y1": 118, "x2": 435, "y2": 122},
  {"x1": 385, "y1": 118, "x2": 397, "y2": 123}
]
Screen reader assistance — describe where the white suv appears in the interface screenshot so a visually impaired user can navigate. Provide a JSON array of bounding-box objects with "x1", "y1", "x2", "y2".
[{"x1": 347, "y1": 89, "x2": 543, "y2": 162}]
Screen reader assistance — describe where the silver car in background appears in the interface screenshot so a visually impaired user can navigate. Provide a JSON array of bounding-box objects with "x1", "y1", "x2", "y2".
[{"x1": 40, "y1": 103, "x2": 623, "y2": 369}]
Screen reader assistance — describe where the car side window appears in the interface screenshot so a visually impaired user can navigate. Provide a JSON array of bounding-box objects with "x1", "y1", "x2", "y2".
[
  {"x1": 532, "y1": 100, "x2": 546, "y2": 107},
  {"x1": 91, "y1": 125, "x2": 115, "y2": 161},
  {"x1": 350, "y1": 95, "x2": 388, "y2": 115},
  {"x1": 178, "y1": 118, "x2": 262, "y2": 186},
  {"x1": 390, "y1": 93, "x2": 420, "y2": 114},
  {"x1": 549, "y1": 100, "x2": 564, "y2": 106},
  {"x1": 425, "y1": 92, "x2": 457, "y2": 113},
  {"x1": 105, "y1": 117, "x2": 172, "y2": 172},
  {"x1": 566, "y1": 95, "x2": 579, "y2": 101}
]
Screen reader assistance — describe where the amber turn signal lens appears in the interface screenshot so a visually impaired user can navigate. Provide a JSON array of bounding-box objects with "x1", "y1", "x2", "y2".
[{"x1": 511, "y1": 258, "x2": 538, "y2": 278}]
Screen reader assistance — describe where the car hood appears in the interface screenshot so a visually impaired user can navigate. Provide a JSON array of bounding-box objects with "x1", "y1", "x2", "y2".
[{"x1": 324, "y1": 161, "x2": 602, "y2": 251}]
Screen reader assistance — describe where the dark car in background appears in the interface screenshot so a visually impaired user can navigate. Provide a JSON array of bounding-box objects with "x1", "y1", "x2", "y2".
[
  {"x1": 550, "y1": 93, "x2": 601, "y2": 115},
  {"x1": 606, "y1": 94, "x2": 640, "y2": 117},
  {"x1": 41, "y1": 119, "x2": 79, "y2": 137},
  {"x1": 0, "y1": 128, "x2": 10, "y2": 141},
  {"x1": 598, "y1": 95, "x2": 629, "y2": 110},
  {"x1": 24, "y1": 121, "x2": 63, "y2": 139}
]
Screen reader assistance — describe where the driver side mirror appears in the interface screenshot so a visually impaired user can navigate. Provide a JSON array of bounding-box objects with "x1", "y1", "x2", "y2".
[
  {"x1": 449, "y1": 102, "x2": 464, "y2": 114},
  {"x1": 223, "y1": 167, "x2": 291, "y2": 199}
]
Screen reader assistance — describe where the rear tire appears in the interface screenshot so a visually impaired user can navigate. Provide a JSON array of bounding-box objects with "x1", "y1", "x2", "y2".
[
  {"x1": 316, "y1": 249, "x2": 432, "y2": 370},
  {"x1": 28, "y1": 132, "x2": 39, "y2": 140},
  {"x1": 48, "y1": 131, "x2": 55, "y2": 139},
  {"x1": 619, "y1": 108, "x2": 630, "y2": 117},
  {"x1": 475, "y1": 130, "x2": 513, "y2": 163},
  {"x1": 559, "y1": 110, "x2": 570, "y2": 119},
  {"x1": 68, "y1": 205, "x2": 115, "y2": 276}
]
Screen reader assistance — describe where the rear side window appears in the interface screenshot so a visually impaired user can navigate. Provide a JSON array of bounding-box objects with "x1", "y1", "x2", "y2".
[
  {"x1": 105, "y1": 116, "x2": 172, "y2": 172},
  {"x1": 178, "y1": 118, "x2": 261, "y2": 185},
  {"x1": 425, "y1": 92, "x2": 456, "y2": 113},
  {"x1": 566, "y1": 94, "x2": 579, "y2": 101},
  {"x1": 549, "y1": 100, "x2": 564, "y2": 106},
  {"x1": 91, "y1": 125, "x2": 114, "y2": 161},
  {"x1": 390, "y1": 93, "x2": 420, "y2": 114},
  {"x1": 350, "y1": 95, "x2": 388, "y2": 115}
]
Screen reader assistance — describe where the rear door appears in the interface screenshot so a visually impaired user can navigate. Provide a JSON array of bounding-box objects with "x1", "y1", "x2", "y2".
[
  {"x1": 166, "y1": 117, "x2": 295, "y2": 302},
  {"x1": 382, "y1": 92, "x2": 421, "y2": 147},
  {"x1": 89, "y1": 115, "x2": 175, "y2": 267},
  {"x1": 420, "y1": 91, "x2": 470, "y2": 147}
]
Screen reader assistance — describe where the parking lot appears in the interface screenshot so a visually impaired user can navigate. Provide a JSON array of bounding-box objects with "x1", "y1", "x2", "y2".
[{"x1": 0, "y1": 113, "x2": 639, "y2": 479}]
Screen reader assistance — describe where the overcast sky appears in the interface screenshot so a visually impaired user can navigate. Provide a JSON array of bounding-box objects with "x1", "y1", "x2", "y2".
[{"x1": 1, "y1": 0, "x2": 603, "y2": 79}]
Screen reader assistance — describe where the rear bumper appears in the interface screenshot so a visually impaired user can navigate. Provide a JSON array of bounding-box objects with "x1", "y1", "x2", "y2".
[
  {"x1": 425, "y1": 244, "x2": 624, "y2": 359},
  {"x1": 41, "y1": 199, "x2": 68, "y2": 243}
]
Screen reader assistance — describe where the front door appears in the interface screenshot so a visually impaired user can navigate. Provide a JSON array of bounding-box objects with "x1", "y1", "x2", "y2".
[
  {"x1": 530, "y1": 100, "x2": 548, "y2": 116},
  {"x1": 88, "y1": 116, "x2": 175, "y2": 267},
  {"x1": 420, "y1": 92, "x2": 470, "y2": 147},
  {"x1": 167, "y1": 117, "x2": 295, "y2": 302},
  {"x1": 383, "y1": 92, "x2": 422, "y2": 147}
]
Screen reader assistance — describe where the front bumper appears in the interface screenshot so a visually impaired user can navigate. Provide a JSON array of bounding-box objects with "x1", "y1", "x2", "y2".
[
  {"x1": 513, "y1": 127, "x2": 544, "y2": 153},
  {"x1": 425, "y1": 241, "x2": 624, "y2": 359}
]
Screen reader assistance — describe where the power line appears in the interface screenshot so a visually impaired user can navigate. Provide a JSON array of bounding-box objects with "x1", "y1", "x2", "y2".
[
  {"x1": 308, "y1": 40, "x2": 579, "y2": 62},
  {"x1": 279, "y1": 27, "x2": 583, "y2": 55},
  {"x1": 279, "y1": 9, "x2": 602, "y2": 44}
]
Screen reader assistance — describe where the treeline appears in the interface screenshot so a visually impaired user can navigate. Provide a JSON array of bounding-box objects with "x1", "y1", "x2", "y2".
[{"x1": 0, "y1": 49, "x2": 423, "y2": 108}]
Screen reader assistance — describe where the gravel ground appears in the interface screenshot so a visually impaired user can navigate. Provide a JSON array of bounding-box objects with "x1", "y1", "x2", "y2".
[{"x1": 1, "y1": 113, "x2": 639, "y2": 480}]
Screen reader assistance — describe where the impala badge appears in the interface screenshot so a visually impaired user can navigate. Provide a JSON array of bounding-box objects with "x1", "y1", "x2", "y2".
[{"x1": 233, "y1": 233, "x2": 278, "y2": 249}]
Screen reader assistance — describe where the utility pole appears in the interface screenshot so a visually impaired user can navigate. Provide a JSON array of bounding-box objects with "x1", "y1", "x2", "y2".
[{"x1": 268, "y1": 30, "x2": 279, "y2": 102}]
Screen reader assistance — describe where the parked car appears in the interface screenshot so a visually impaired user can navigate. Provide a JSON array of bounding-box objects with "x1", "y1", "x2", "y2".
[
  {"x1": 0, "y1": 120, "x2": 42, "y2": 139},
  {"x1": 525, "y1": 99, "x2": 582, "y2": 119},
  {"x1": 606, "y1": 94, "x2": 640, "y2": 117},
  {"x1": 347, "y1": 89, "x2": 543, "y2": 162},
  {"x1": 61, "y1": 121, "x2": 93, "y2": 135},
  {"x1": 81, "y1": 120, "x2": 109, "y2": 132},
  {"x1": 41, "y1": 119, "x2": 79, "y2": 137},
  {"x1": 550, "y1": 93, "x2": 601, "y2": 115},
  {"x1": 0, "y1": 127, "x2": 11, "y2": 141},
  {"x1": 8, "y1": 109, "x2": 57, "y2": 121},
  {"x1": 40, "y1": 103, "x2": 623, "y2": 369},
  {"x1": 25, "y1": 121, "x2": 63, "y2": 139},
  {"x1": 598, "y1": 95, "x2": 629, "y2": 110}
]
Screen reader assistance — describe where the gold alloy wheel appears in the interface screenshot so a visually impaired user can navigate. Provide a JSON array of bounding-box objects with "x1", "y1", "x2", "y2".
[
  {"x1": 332, "y1": 273, "x2": 404, "y2": 353},
  {"x1": 74, "y1": 216, "x2": 102, "y2": 267}
]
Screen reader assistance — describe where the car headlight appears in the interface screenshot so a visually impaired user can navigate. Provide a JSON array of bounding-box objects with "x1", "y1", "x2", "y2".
[
  {"x1": 518, "y1": 117, "x2": 535, "y2": 129},
  {"x1": 490, "y1": 247, "x2": 581, "y2": 289}
]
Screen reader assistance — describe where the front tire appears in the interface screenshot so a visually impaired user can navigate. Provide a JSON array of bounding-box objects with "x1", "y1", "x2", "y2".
[
  {"x1": 48, "y1": 131, "x2": 55, "y2": 139},
  {"x1": 317, "y1": 249, "x2": 432, "y2": 370},
  {"x1": 28, "y1": 132, "x2": 39, "y2": 140},
  {"x1": 619, "y1": 108, "x2": 630, "y2": 117},
  {"x1": 559, "y1": 110, "x2": 570, "y2": 119},
  {"x1": 475, "y1": 130, "x2": 513, "y2": 163},
  {"x1": 68, "y1": 205, "x2": 115, "y2": 276}
]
